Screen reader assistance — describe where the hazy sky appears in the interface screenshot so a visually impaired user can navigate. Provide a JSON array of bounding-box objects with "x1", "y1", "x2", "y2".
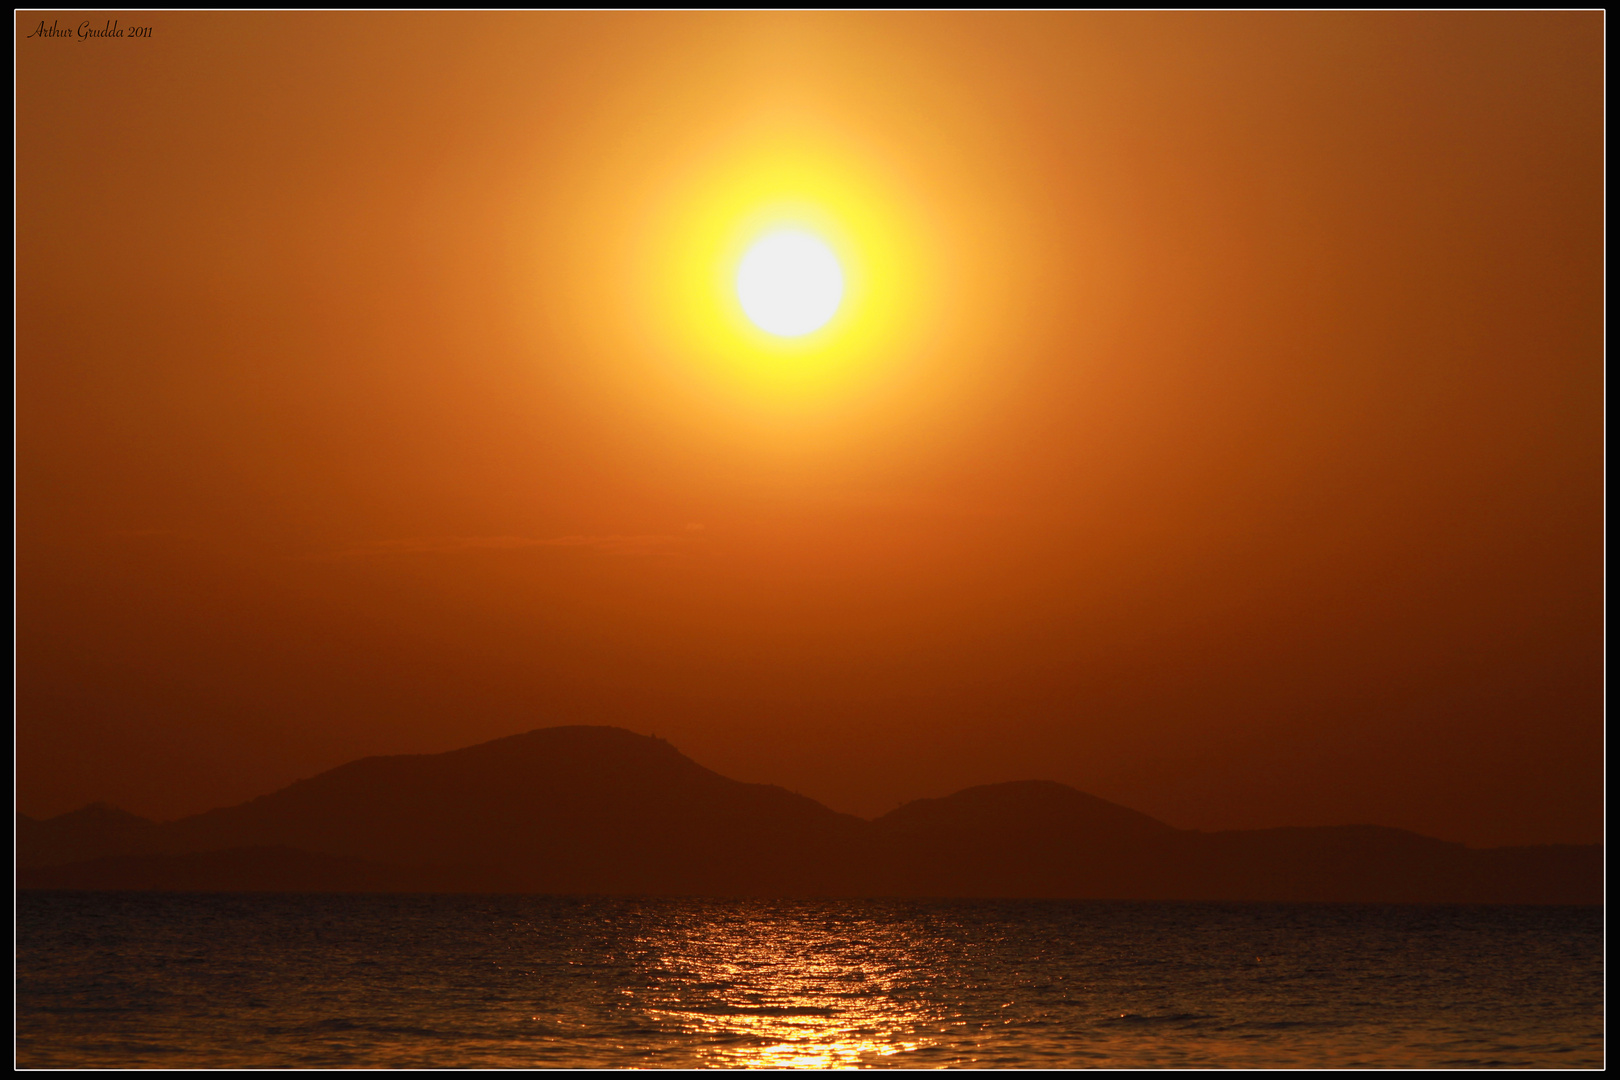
[{"x1": 18, "y1": 12, "x2": 1602, "y2": 846}]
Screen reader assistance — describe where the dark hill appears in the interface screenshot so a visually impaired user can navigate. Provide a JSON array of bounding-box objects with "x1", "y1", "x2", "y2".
[
  {"x1": 18, "y1": 802, "x2": 164, "y2": 868},
  {"x1": 870, "y1": 781, "x2": 1178, "y2": 897},
  {"x1": 16, "y1": 726, "x2": 1602, "y2": 903},
  {"x1": 162, "y1": 726, "x2": 870, "y2": 895},
  {"x1": 16, "y1": 846, "x2": 516, "y2": 894},
  {"x1": 20, "y1": 727, "x2": 870, "y2": 895}
]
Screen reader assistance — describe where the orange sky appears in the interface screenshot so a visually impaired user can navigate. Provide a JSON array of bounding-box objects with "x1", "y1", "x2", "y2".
[{"x1": 17, "y1": 12, "x2": 1602, "y2": 846}]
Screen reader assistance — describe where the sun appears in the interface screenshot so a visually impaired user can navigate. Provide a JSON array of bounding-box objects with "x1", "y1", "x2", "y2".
[
  {"x1": 613, "y1": 136, "x2": 949, "y2": 403},
  {"x1": 735, "y1": 230, "x2": 844, "y2": 337}
]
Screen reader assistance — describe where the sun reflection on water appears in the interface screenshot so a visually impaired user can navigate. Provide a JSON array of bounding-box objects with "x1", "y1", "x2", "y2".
[{"x1": 628, "y1": 907, "x2": 950, "y2": 1068}]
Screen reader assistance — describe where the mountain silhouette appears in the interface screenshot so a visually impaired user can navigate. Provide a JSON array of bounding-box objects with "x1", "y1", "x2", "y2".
[
  {"x1": 869, "y1": 780, "x2": 1179, "y2": 897},
  {"x1": 15, "y1": 845, "x2": 519, "y2": 894},
  {"x1": 21, "y1": 728, "x2": 867, "y2": 896},
  {"x1": 17, "y1": 726, "x2": 1600, "y2": 903},
  {"x1": 18, "y1": 801, "x2": 164, "y2": 868}
]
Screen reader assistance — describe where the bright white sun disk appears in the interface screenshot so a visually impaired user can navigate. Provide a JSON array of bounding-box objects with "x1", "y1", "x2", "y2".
[{"x1": 735, "y1": 231, "x2": 844, "y2": 337}]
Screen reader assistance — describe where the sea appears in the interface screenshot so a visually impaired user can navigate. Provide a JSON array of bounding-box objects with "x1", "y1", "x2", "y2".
[{"x1": 16, "y1": 892, "x2": 1603, "y2": 1069}]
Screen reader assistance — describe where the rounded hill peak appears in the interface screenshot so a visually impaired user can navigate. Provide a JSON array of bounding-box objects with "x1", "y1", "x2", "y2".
[{"x1": 442, "y1": 725, "x2": 693, "y2": 767}]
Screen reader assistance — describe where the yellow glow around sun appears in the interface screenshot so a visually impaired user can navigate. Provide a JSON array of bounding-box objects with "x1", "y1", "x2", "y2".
[
  {"x1": 627, "y1": 135, "x2": 943, "y2": 405},
  {"x1": 736, "y1": 231, "x2": 844, "y2": 337}
]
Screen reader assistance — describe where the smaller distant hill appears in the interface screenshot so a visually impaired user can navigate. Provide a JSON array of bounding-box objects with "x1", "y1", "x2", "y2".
[
  {"x1": 18, "y1": 802, "x2": 164, "y2": 869},
  {"x1": 16, "y1": 726, "x2": 1601, "y2": 904},
  {"x1": 15, "y1": 846, "x2": 517, "y2": 894}
]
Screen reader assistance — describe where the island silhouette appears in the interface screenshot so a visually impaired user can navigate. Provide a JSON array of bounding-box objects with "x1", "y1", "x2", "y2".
[{"x1": 17, "y1": 726, "x2": 1599, "y2": 903}]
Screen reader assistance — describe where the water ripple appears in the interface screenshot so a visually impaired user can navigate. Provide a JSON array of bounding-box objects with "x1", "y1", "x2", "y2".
[{"x1": 18, "y1": 894, "x2": 1603, "y2": 1068}]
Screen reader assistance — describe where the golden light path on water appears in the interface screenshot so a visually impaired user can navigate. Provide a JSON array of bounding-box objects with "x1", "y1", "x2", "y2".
[{"x1": 629, "y1": 906, "x2": 944, "y2": 1068}]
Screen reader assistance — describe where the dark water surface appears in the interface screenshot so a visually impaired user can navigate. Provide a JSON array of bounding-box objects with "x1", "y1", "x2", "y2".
[{"x1": 16, "y1": 893, "x2": 1602, "y2": 1068}]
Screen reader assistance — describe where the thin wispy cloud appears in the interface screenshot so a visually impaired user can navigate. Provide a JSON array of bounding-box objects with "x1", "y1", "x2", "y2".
[{"x1": 315, "y1": 532, "x2": 702, "y2": 560}]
